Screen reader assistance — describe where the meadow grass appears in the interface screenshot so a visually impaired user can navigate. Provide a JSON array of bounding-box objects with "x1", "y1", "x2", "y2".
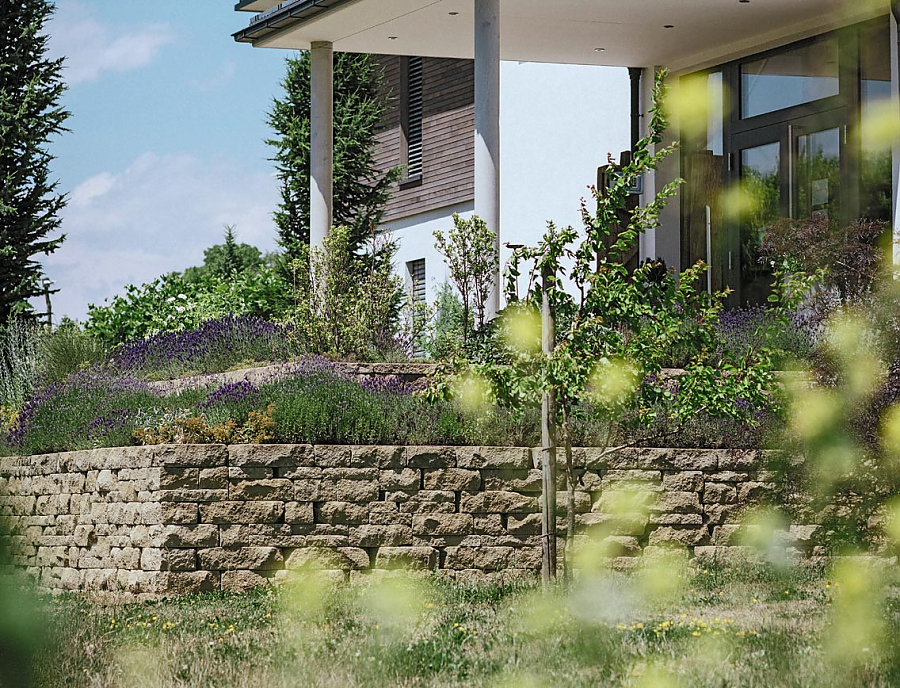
[{"x1": 29, "y1": 562, "x2": 900, "y2": 688}]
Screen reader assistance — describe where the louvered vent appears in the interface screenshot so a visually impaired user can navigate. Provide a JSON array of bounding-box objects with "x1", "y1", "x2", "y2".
[
  {"x1": 406, "y1": 56, "x2": 424, "y2": 178},
  {"x1": 408, "y1": 258, "x2": 426, "y2": 304},
  {"x1": 408, "y1": 258, "x2": 427, "y2": 358}
]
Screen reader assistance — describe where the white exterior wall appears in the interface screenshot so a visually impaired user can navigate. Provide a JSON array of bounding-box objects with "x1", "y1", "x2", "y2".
[
  {"x1": 386, "y1": 201, "x2": 474, "y2": 302},
  {"x1": 382, "y1": 61, "x2": 631, "y2": 306}
]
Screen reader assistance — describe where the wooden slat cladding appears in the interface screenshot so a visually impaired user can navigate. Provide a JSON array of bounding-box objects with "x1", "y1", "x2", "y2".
[{"x1": 374, "y1": 55, "x2": 474, "y2": 223}]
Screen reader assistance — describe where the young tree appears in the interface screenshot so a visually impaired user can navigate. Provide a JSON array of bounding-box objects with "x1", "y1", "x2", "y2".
[
  {"x1": 0, "y1": 0, "x2": 69, "y2": 323},
  {"x1": 432, "y1": 71, "x2": 777, "y2": 583},
  {"x1": 267, "y1": 52, "x2": 401, "y2": 259},
  {"x1": 433, "y1": 214, "x2": 498, "y2": 343},
  {"x1": 286, "y1": 225, "x2": 402, "y2": 360}
]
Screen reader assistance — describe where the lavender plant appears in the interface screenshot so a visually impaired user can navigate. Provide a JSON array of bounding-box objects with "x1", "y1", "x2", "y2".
[
  {"x1": 716, "y1": 305, "x2": 821, "y2": 365},
  {"x1": 106, "y1": 315, "x2": 299, "y2": 380},
  {"x1": 4, "y1": 369, "x2": 162, "y2": 454}
]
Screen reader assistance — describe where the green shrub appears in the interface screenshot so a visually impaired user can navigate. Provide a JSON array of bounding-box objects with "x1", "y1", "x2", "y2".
[
  {"x1": 85, "y1": 265, "x2": 291, "y2": 347},
  {"x1": 433, "y1": 213, "x2": 498, "y2": 341},
  {"x1": 36, "y1": 318, "x2": 107, "y2": 383},
  {"x1": 423, "y1": 282, "x2": 469, "y2": 360},
  {"x1": 285, "y1": 226, "x2": 403, "y2": 361}
]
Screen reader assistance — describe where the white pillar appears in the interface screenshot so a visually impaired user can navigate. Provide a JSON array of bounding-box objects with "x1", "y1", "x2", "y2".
[
  {"x1": 475, "y1": 0, "x2": 501, "y2": 318},
  {"x1": 310, "y1": 41, "x2": 334, "y2": 252},
  {"x1": 638, "y1": 65, "x2": 656, "y2": 263}
]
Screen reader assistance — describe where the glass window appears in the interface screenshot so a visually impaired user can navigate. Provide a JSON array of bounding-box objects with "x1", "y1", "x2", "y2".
[
  {"x1": 681, "y1": 71, "x2": 725, "y2": 291},
  {"x1": 740, "y1": 142, "x2": 781, "y2": 304},
  {"x1": 741, "y1": 37, "x2": 839, "y2": 118},
  {"x1": 859, "y1": 17, "x2": 892, "y2": 222},
  {"x1": 707, "y1": 72, "x2": 724, "y2": 155},
  {"x1": 796, "y1": 127, "x2": 841, "y2": 220}
]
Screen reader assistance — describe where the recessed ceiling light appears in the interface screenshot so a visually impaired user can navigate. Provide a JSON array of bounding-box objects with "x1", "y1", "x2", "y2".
[
  {"x1": 388, "y1": 36, "x2": 398, "y2": 40},
  {"x1": 449, "y1": 11, "x2": 459, "y2": 15},
  {"x1": 739, "y1": 0, "x2": 750, "y2": 3},
  {"x1": 594, "y1": 47, "x2": 606, "y2": 52},
  {"x1": 663, "y1": 24, "x2": 674, "y2": 29}
]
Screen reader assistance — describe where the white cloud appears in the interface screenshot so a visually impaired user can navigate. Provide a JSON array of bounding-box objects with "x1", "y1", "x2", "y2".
[
  {"x1": 48, "y1": 1, "x2": 175, "y2": 85},
  {"x1": 71, "y1": 172, "x2": 115, "y2": 207},
  {"x1": 40, "y1": 153, "x2": 280, "y2": 321},
  {"x1": 191, "y1": 59, "x2": 238, "y2": 94}
]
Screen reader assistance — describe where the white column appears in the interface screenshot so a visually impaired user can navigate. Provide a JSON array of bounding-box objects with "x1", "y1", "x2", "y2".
[
  {"x1": 475, "y1": 0, "x2": 501, "y2": 318},
  {"x1": 310, "y1": 41, "x2": 334, "y2": 252},
  {"x1": 891, "y1": 12, "x2": 900, "y2": 266},
  {"x1": 638, "y1": 65, "x2": 656, "y2": 262}
]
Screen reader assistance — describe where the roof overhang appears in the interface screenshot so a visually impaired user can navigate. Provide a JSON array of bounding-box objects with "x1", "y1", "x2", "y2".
[{"x1": 234, "y1": 0, "x2": 888, "y2": 74}]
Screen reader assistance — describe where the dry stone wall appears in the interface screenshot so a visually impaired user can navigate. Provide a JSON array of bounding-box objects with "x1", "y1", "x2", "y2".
[
  {"x1": 148, "y1": 362, "x2": 437, "y2": 396},
  {"x1": 0, "y1": 444, "x2": 812, "y2": 598}
]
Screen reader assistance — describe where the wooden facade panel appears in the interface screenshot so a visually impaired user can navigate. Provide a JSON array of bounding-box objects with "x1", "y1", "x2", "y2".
[{"x1": 374, "y1": 55, "x2": 474, "y2": 223}]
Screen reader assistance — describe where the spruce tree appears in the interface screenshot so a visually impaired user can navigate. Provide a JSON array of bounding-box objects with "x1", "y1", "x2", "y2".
[
  {"x1": 0, "y1": 0, "x2": 69, "y2": 322},
  {"x1": 220, "y1": 224, "x2": 242, "y2": 276},
  {"x1": 267, "y1": 52, "x2": 400, "y2": 259}
]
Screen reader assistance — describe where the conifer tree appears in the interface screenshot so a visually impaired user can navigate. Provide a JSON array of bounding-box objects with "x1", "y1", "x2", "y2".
[
  {"x1": 267, "y1": 52, "x2": 400, "y2": 259},
  {"x1": 0, "y1": 0, "x2": 69, "y2": 322},
  {"x1": 220, "y1": 224, "x2": 242, "y2": 276}
]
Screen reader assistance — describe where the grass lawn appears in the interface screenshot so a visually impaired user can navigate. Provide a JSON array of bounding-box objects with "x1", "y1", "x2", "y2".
[{"x1": 22, "y1": 561, "x2": 900, "y2": 687}]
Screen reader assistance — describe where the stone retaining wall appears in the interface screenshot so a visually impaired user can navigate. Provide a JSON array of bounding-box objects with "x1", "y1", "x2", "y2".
[
  {"x1": 0, "y1": 444, "x2": 811, "y2": 598},
  {"x1": 147, "y1": 364, "x2": 811, "y2": 397},
  {"x1": 148, "y1": 362, "x2": 438, "y2": 396}
]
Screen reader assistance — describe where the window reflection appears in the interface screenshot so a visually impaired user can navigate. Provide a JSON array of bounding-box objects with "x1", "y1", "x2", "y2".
[
  {"x1": 859, "y1": 16, "x2": 892, "y2": 222},
  {"x1": 796, "y1": 127, "x2": 840, "y2": 220},
  {"x1": 740, "y1": 142, "x2": 781, "y2": 304},
  {"x1": 741, "y1": 38, "x2": 839, "y2": 118},
  {"x1": 682, "y1": 71, "x2": 725, "y2": 293}
]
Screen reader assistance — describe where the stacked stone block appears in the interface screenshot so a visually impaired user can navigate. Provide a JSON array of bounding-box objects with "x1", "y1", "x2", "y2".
[{"x1": 0, "y1": 444, "x2": 810, "y2": 597}]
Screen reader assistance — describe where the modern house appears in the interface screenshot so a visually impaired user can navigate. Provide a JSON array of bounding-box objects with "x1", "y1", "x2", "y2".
[
  {"x1": 366, "y1": 57, "x2": 630, "y2": 308},
  {"x1": 234, "y1": 0, "x2": 900, "y2": 311}
]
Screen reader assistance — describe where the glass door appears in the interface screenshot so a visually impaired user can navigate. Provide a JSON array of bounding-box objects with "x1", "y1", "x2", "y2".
[
  {"x1": 732, "y1": 126, "x2": 785, "y2": 305},
  {"x1": 727, "y1": 109, "x2": 846, "y2": 304},
  {"x1": 791, "y1": 120, "x2": 842, "y2": 221}
]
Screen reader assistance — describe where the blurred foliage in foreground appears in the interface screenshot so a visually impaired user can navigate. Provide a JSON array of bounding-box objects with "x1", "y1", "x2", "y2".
[{"x1": 15, "y1": 562, "x2": 900, "y2": 688}]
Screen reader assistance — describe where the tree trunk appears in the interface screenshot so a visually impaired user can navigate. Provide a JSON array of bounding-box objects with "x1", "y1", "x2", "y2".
[
  {"x1": 561, "y1": 405, "x2": 576, "y2": 584},
  {"x1": 540, "y1": 265, "x2": 557, "y2": 588}
]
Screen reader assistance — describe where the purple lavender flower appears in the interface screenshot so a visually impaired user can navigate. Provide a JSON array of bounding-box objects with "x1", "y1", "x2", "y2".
[
  {"x1": 716, "y1": 306, "x2": 820, "y2": 362},
  {"x1": 106, "y1": 315, "x2": 298, "y2": 379},
  {"x1": 5, "y1": 369, "x2": 160, "y2": 451},
  {"x1": 198, "y1": 380, "x2": 260, "y2": 409}
]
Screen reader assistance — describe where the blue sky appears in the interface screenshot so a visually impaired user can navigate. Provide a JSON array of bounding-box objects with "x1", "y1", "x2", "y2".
[{"x1": 40, "y1": 1, "x2": 287, "y2": 320}]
